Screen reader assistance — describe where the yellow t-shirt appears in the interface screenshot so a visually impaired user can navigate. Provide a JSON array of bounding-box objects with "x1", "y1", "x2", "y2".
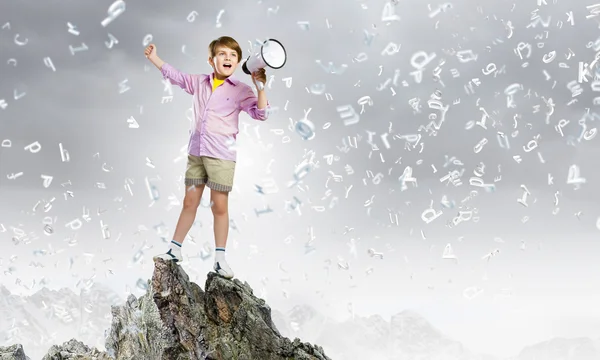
[{"x1": 212, "y1": 77, "x2": 225, "y2": 92}]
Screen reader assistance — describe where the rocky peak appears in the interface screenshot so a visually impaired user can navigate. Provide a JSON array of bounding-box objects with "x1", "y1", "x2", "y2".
[
  {"x1": 0, "y1": 344, "x2": 29, "y2": 360},
  {"x1": 0, "y1": 258, "x2": 330, "y2": 360}
]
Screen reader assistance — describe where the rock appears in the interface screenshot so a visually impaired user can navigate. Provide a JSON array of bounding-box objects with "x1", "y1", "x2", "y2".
[
  {"x1": 103, "y1": 288, "x2": 168, "y2": 359},
  {"x1": 134, "y1": 258, "x2": 331, "y2": 360},
  {"x1": 41, "y1": 339, "x2": 111, "y2": 360},
  {"x1": 0, "y1": 344, "x2": 30, "y2": 360},
  {"x1": 2, "y1": 258, "x2": 331, "y2": 360}
]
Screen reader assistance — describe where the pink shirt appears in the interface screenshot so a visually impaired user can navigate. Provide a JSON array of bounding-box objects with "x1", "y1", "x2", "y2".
[{"x1": 160, "y1": 62, "x2": 270, "y2": 162}]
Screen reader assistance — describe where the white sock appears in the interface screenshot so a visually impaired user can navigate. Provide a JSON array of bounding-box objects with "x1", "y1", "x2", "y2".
[
  {"x1": 170, "y1": 240, "x2": 182, "y2": 251},
  {"x1": 215, "y1": 247, "x2": 226, "y2": 262}
]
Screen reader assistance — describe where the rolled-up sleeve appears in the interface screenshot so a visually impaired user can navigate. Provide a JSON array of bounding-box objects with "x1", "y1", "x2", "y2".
[
  {"x1": 238, "y1": 85, "x2": 270, "y2": 121},
  {"x1": 161, "y1": 63, "x2": 196, "y2": 95}
]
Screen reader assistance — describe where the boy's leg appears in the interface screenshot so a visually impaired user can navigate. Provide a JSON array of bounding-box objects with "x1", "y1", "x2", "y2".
[
  {"x1": 154, "y1": 155, "x2": 207, "y2": 262},
  {"x1": 172, "y1": 184, "x2": 205, "y2": 244},
  {"x1": 203, "y1": 157, "x2": 235, "y2": 278},
  {"x1": 210, "y1": 188, "x2": 229, "y2": 249}
]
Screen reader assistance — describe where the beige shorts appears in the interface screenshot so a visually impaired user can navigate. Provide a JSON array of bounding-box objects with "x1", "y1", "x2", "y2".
[{"x1": 185, "y1": 155, "x2": 235, "y2": 192}]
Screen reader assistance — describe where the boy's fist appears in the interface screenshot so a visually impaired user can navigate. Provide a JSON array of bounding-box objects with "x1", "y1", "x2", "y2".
[
  {"x1": 251, "y1": 68, "x2": 266, "y2": 87},
  {"x1": 144, "y1": 44, "x2": 157, "y2": 58}
]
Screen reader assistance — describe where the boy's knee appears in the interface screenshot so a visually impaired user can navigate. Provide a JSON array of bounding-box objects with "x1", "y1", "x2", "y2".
[
  {"x1": 183, "y1": 199, "x2": 200, "y2": 210},
  {"x1": 211, "y1": 204, "x2": 227, "y2": 216},
  {"x1": 183, "y1": 185, "x2": 204, "y2": 210}
]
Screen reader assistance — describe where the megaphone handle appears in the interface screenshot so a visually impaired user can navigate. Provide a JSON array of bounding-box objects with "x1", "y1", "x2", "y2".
[{"x1": 257, "y1": 82, "x2": 265, "y2": 91}]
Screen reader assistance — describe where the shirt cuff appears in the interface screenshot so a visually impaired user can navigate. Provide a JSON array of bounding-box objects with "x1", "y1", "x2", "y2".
[
  {"x1": 160, "y1": 62, "x2": 171, "y2": 79},
  {"x1": 258, "y1": 100, "x2": 271, "y2": 118}
]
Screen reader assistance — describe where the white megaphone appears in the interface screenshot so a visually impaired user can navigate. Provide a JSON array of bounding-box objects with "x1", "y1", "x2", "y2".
[{"x1": 242, "y1": 39, "x2": 287, "y2": 89}]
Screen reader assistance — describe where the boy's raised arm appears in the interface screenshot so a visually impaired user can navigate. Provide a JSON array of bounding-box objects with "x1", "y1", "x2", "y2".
[
  {"x1": 148, "y1": 54, "x2": 165, "y2": 71},
  {"x1": 239, "y1": 85, "x2": 270, "y2": 121},
  {"x1": 144, "y1": 43, "x2": 196, "y2": 95}
]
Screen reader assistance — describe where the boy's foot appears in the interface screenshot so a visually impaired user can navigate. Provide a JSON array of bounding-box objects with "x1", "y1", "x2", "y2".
[
  {"x1": 214, "y1": 260, "x2": 234, "y2": 279},
  {"x1": 153, "y1": 247, "x2": 182, "y2": 262}
]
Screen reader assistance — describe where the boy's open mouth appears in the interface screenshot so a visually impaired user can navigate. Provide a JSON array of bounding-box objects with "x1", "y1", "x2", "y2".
[{"x1": 223, "y1": 64, "x2": 232, "y2": 68}]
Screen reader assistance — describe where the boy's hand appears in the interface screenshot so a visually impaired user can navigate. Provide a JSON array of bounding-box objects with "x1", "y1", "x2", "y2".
[
  {"x1": 144, "y1": 44, "x2": 157, "y2": 59},
  {"x1": 251, "y1": 69, "x2": 266, "y2": 90}
]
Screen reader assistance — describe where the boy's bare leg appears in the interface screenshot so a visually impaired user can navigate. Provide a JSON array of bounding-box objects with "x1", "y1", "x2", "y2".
[
  {"x1": 173, "y1": 184, "x2": 206, "y2": 244},
  {"x1": 155, "y1": 184, "x2": 204, "y2": 262},
  {"x1": 211, "y1": 189, "x2": 233, "y2": 278},
  {"x1": 211, "y1": 189, "x2": 229, "y2": 248}
]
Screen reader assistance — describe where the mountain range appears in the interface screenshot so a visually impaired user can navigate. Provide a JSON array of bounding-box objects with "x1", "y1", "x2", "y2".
[{"x1": 1, "y1": 281, "x2": 599, "y2": 360}]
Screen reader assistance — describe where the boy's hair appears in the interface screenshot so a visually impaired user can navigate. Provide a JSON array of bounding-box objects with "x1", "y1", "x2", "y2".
[{"x1": 208, "y1": 36, "x2": 242, "y2": 61}]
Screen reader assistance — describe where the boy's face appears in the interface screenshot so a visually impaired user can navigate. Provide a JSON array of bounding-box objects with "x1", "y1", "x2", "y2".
[{"x1": 208, "y1": 45, "x2": 239, "y2": 79}]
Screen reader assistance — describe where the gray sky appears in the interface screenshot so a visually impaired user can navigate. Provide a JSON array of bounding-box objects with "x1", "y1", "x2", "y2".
[{"x1": 1, "y1": 0, "x2": 600, "y2": 357}]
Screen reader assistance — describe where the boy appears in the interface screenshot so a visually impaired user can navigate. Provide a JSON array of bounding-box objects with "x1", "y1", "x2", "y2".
[{"x1": 145, "y1": 36, "x2": 269, "y2": 279}]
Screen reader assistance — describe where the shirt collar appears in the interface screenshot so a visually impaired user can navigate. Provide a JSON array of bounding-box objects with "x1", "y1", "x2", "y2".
[{"x1": 205, "y1": 72, "x2": 239, "y2": 86}]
